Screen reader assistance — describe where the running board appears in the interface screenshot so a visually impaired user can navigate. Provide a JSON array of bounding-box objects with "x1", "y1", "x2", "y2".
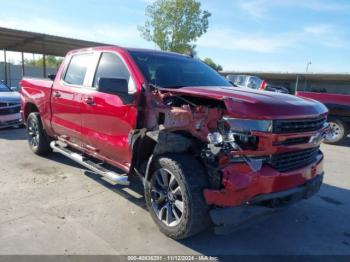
[{"x1": 50, "y1": 141, "x2": 130, "y2": 186}]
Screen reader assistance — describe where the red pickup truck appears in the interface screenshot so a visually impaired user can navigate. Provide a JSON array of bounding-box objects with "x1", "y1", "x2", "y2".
[
  {"x1": 296, "y1": 91, "x2": 350, "y2": 145},
  {"x1": 21, "y1": 46, "x2": 328, "y2": 239}
]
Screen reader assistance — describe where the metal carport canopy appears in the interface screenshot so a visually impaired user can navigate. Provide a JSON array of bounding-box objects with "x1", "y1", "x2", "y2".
[{"x1": 0, "y1": 27, "x2": 107, "y2": 56}]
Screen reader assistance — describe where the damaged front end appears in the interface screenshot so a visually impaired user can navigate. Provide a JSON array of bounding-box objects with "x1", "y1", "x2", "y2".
[
  {"x1": 134, "y1": 84, "x2": 328, "y2": 233},
  {"x1": 201, "y1": 107, "x2": 327, "y2": 233}
]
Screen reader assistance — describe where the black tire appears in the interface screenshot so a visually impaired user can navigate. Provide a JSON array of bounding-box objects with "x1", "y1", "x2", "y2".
[
  {"x1": 26, "y1": 112, "x2": 52, "y2": 155},
  {"x1": 144, "y1": 153, "x2": 211, "y2": 239},
  {"x1": 324, "y1": 119, "x2": 348, "y2": 145}
]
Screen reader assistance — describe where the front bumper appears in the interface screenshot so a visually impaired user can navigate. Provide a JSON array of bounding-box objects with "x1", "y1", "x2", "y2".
[
  {"x1": 0, "y1": 113, "x2": 22, "y2": 129},
  {"x1": 204, "y1": 151, "x2": 324, "y2": 207},
  {"x1": 210, "y1": 173, "x2": 323, "y2": 234}
]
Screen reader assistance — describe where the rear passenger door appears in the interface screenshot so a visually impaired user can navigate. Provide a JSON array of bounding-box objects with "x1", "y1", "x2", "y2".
[
  {"x1": 51, "y1": 52, "x2": 92, "y2": 146},
  {"x1": 80, "y1": 51, "x2": 138, "y2": 170}
]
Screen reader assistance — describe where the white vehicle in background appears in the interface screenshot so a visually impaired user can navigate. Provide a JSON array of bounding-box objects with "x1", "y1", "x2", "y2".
[
  {"x1": 226, "y1": 74, "x2": 290, "y2": 94},
  {"x1": 0, "y1": 81, "x2": 22, "y2": 129}
]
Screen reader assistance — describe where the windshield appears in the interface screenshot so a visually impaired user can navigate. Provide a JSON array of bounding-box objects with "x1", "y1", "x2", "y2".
[
  {"x1": 0, "y1": 82, "x2": 11, "y2": 92},
  {"x1": 129, "y1": 51, "x2": 231, "y2": 88}
]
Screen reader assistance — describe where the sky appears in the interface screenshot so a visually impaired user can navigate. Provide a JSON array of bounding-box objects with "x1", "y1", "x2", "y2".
[{"x1": 0, "y1": 0, "x2": 349, "y2": 73}]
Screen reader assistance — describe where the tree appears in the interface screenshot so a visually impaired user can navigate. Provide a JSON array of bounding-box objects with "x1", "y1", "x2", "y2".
[
  {"x1": 24, "y1": 55, "x2": 63, "y2": 68},
  {"x1": 138, "y1": 0, "x2": 211, "y2": 54},
  {"x1": 203, "y1": 58, "x2": 223, "y2": 71}
]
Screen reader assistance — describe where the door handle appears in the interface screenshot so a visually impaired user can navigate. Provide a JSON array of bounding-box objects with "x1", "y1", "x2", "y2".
[
  {"x1": 84, "y1": 97, "x2": 96, "y2": 106},
  {"x1": 53, "y1": 91, "x2": 61, "y2": 98}
]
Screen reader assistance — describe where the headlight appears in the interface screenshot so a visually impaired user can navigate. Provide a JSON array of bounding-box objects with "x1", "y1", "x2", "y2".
[
  {"x1": 207, "y1": 132, "x2": 223, "y2": 145},
  {"x1": 207, "y1": 118, "x2": 272, "y2": 148},
  {"x1": 220, "y1": 117, "x2": 273, "y2": 133}
]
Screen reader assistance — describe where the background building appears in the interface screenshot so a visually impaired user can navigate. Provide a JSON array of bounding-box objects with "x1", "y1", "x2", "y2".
[
  {"x1": 221, "y1": 71, "x2": 350, "y2": 95},
  {"x1": 0, "y1": 61, "x2": 58, "y2": 88},
  {"x1": 0, "y1": 26, "x2": 104, "y2": 88}
]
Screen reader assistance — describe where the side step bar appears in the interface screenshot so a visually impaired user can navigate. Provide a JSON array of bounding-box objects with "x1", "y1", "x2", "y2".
[{"x1": 50, "y1": 141, "x2": 130, "y2": 186}]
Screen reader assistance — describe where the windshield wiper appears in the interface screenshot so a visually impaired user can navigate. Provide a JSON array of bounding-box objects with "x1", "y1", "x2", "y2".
[
  {"x1": 148, "y1": 83, "x2": 187, "y2": 90},
  {"x1": 165, "y1": 85, "x2": 186, "y2": 89},
  {"x1": 148, "y1": 83, "x2": 163, "y2": 91}
]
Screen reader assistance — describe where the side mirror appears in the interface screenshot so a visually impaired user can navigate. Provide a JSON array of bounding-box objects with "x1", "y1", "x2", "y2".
[
  {"x1": 98, "y1": 77, "x2": 134, "y2": 104},
  {"x1": 48, "y1": 74, "x2": 56, "y2": 81},
  {"x1": 10, "y1": 86, "x2": 19, "y2": 92}
]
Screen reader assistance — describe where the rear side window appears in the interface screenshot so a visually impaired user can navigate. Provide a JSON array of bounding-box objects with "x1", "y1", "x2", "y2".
[
  {"x1": 64, "y1": 53, "x2": 92, "y2": 86},
  {"x1": 93, "y1": 52, "x2": 130, "y2": 87}
]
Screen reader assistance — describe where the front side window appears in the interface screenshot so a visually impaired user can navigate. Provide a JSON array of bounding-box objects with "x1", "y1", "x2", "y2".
[
  {"x1": 93, "y1": 52, "x2": 130, "y2": 88},
  {"x1": 64, "y1": 53, "x2": 92, "y2": 85}
]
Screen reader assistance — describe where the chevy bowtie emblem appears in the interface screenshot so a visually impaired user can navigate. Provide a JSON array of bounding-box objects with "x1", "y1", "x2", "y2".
[{"x1": 309, "y1": 132, "x2": 323, "y2": 146}]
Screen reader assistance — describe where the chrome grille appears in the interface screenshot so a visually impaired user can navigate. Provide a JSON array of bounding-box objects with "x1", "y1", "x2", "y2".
[{"x1": 0, "y1": 105, "x2": 20, "y2": 115}]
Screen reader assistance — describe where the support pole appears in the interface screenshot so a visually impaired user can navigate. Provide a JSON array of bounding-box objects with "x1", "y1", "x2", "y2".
[
  {"x1": 295, "y1": 75, "x2": 299, "y2": 94},
  {"x1": 43, "y1": 54, "x2": 47, "y2": 78},
  {"x1": 3, "y1": 49, "x2": 7, "y2": 85},
  {"x1": 21, "y1": 52, "x2": 25, "y2": 77}
]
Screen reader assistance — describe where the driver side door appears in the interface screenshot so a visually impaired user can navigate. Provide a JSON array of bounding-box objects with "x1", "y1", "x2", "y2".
[{"x1": 80, "y1": 51, "x2": 138, "y2": 171}]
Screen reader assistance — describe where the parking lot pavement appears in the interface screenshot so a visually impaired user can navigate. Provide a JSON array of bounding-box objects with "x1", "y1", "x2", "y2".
[{"x1": 0, "y1": 128, "x2": 350, "y2": 255}]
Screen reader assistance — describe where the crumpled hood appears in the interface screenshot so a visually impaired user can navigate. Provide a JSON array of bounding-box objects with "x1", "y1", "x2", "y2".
[
  {"x1": 160, "y1": 86, "x2": 328, "y2": 120},
  {"x1": 0, "y1": 92, "x2": 20, "y2": 103}
]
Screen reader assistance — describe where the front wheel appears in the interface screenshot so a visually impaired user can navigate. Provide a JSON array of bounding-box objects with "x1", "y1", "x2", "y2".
[
  {"x1": 26, "y1": 112, "x2": 52, "y2": 155},
  {"x1": 324, "y1": 119, "x2": 348, "y2": 145},
  {"x1": 144, "y1": 153, "x2": 211, "y2": 239}
]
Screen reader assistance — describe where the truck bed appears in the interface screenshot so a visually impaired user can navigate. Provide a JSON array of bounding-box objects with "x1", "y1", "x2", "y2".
[
  {"x1": 21, "y1": 78, "x2": 53, "y2": 89},
  {"x1": 20, "y1": 78, "x2": 54, "y2": 131}
]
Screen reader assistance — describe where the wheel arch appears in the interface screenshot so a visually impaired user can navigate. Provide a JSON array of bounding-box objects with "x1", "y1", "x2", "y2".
[
  {"x1": 130, "y1": 130, "x2": 200, "y2": 181},
  {"x1": 23, "y1": 102, "x2": 39, "y2": 123}
]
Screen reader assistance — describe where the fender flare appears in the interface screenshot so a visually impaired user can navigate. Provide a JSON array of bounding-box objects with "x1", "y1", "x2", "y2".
[{"x1": 130, "y1": 130, "x2": 194, "y2": 182}]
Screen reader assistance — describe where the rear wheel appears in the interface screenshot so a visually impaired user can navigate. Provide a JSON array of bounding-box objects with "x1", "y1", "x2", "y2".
[
  {"x1": 26, "y1": 112, "x2": 52, "y2": 155},
  {"x1": 144, "y1": 153, "x2": 210, "y2": 239},
  {"x1": 324, "y1": 119, "x2": 348, "y2": 145}
]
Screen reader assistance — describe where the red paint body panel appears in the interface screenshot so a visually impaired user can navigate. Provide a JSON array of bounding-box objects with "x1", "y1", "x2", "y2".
[
  {"x1": 231, "y1": 128, "x2": 328, "y2": 156},
  {"x1": 50, "y1": 83, "x2": 83, "y2": 146},
  {"x1": 160, "y1": 86, "x2": 328, "y2": 119},
  {"x1": 204, "y1": 153, "x2": 323, "y2": 207},
  {"x1": 296, "y1": 91, "x2": 350, "y2": 121},
  {"x1": 296, "y1": 91, "x2": 350, "y2": 107},
  {"x1": 80, "y1": 87, "x2": 138, "y2": 169},
  {"x1": 20, "y1": 78, "x2": 54, "y2": 134}
]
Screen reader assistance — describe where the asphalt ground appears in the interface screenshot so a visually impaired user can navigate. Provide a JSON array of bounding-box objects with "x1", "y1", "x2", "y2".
[{"x1": 0, "y1": 127, "x2": 349, "y2": 255}]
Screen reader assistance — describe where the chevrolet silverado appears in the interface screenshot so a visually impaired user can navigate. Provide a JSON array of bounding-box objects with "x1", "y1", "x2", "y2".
[{"x1": 21, "y1": 46, "x2": 328, "y2": 239}]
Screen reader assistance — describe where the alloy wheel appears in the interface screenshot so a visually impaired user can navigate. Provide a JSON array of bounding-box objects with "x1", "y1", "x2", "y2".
[
  {"x1": 326, "y1": 121, "x2": 344, "y2": 143},
  {"x1": 150, "y1": 168, "x2": 184, "y2": 227},
  {"x1": 28, "y1": 118, "x2": 40, "y2": 147}
]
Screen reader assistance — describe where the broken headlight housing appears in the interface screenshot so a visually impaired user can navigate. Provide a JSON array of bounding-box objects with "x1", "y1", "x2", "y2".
[
  {"x1": 208, "y1": 117, "x2": 272, "y2": 149},
  {"x1": 220, "y1": 117, "x2": 273, "y2": 134}
]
